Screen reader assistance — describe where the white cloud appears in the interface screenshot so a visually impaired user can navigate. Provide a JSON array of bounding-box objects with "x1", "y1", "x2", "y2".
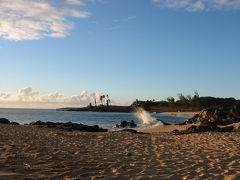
[
  {"x1": 0, "y1": 0, "x2": 90, "y2": 41},
  {"x1": 0, "y1": 87, "x2": 117, "y2": 109},
  {"x1": 152, "y1": 0, "x2": 240, "y2": 11},
  {"x1": 18, "y1": 87, "x2": 39, "y2": 101}
]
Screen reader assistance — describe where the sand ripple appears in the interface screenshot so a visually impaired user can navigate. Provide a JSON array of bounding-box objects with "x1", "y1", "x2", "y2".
[{"x1": 0, "y1": 125, "x2": 240, "y2": 179}]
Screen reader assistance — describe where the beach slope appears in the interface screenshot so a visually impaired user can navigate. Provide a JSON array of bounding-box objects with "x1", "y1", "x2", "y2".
[{"x1": 0, "y1": 124, "x2": 240, "y2": 179}]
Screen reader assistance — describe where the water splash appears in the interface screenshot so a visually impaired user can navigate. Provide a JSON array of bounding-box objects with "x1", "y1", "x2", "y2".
[{"x1": 135, "y1": 108, "x2": 163, "y2": 125}]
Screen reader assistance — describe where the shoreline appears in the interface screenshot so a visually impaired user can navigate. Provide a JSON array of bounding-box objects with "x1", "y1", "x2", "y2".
[
  {"x1": 141, "y1": 122, "x2": 240, "y2": 133},
  {"x1": 160, "y1": 111, "x2": 200, "y2": 115},
  {"x1": 57, "y1": 106, "x2": 202, "y2": 114}
]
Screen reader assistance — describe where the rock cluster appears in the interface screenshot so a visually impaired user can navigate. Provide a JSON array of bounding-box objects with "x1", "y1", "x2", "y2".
[
  {"x1": 182, "y1": 104, "x2": 240, "y2": 126},
  {"x1": 173, "y1": 123, "x2": 234, "y2": 135},
  {"x1": 0, "y1": 118, "x2": 19, "y2": 125},
  {"x1": 174, "y1": 105, "x2": 240, "y2": 134},
  {"x1": 115, "y1": 120, "x2": 137, "y2": 128},
  {"x1": 30, "y1": 121, "x2": 108, "y2": 132}
]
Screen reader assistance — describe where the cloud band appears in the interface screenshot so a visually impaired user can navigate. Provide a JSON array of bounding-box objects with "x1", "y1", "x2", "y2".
[{"x1": 0, "y1": 0, "x2": 90, "y2": 40}]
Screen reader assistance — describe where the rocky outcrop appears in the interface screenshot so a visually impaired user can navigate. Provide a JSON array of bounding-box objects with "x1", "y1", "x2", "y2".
[
  {"x1": 0, "y1": 118, "x2": 10, "y2": 124},
  {"x1": 30, "y1": 121, "x2": 108, "y2": 132},
  {"x1": 173, "y1": 124, "x2": 234, "y2": 135},
  {"x1": 115, "y1": 120, "x2": 137, "y2": 128},
  {"x1": 174, "y1": 105, "x2": 240, "y2": 134},
  {"x1": 0, "y1": 118, "x2": 19, "y2": 125},
  {"x1": 181, "y1": 104, "x2": 240, "y2": 126}
]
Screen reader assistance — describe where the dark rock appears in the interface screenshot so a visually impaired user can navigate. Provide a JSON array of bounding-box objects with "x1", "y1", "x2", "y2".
[
  {"x1": 178, "y1": 114, "x2": 199, "y2": 125},
  {"x1": 186, "y1": 124, "x2": 218, "y2": 133},
  {"x1": 10, "y1": 122, "x2": 20, "y2": 125},
  {"x1": 181, "y1": 105, "x2": 240, "y2": 126},
  {"x1": 218, "y1": 126, "x2": 234, "y2": 132},
  {"x1": 0, "y1": 118, "x2": 10, "y2": 124},
  {"x1": 115, "y1": 120, "x2": 137, "y2": 128},
  {"x1": 30, "y1": 120, "x2": 45, "y2": 126},
  {"x1": 46, "y1": 121, "x2": 58, "y2": 128},
  {"x1": 118, "y1": 121, "x2": 127, "y2": 128},
  {"x1": 29, "y1": 121, "x2": 108, "y2": 132},
  {"x1": 173, "y1": 123, "x2": 234, "y2": 135},
  {"x1": 0, "y1": 118, "x2": 19, "y2": 125}
]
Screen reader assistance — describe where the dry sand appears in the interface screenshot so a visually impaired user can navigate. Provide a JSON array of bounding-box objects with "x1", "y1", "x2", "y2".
[
  {"x1": 0, "y1": 124, "x2": 240, "y2": 179},
  {"x1": 142, "y1": 124, "x2": 195, "y2": 133}
]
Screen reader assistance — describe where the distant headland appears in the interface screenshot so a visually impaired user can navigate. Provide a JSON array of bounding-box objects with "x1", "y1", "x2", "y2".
[
  {"x1": 57, "y1": 105, "x2": 134, "y2": 113},
  {"x1": 57, "y1": 91, "x2": 240, "y2": 113}
]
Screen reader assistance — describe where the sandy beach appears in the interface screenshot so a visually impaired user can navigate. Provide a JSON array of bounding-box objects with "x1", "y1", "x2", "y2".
[{"x1": 0, "y1": 124, "x2": 240, "y2": 179}]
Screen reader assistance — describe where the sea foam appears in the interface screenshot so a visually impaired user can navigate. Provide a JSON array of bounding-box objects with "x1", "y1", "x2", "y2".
[{"x1": 135, "y1": 108, "x2": 163, "y2": 126}]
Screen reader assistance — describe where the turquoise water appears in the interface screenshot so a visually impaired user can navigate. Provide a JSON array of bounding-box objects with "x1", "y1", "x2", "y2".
[{"x1": 0, "y1": 108, "x2": 193, "y2": 129}]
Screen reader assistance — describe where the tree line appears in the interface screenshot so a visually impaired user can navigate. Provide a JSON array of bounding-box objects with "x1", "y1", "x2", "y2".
[
  {"x1": 132, "y1": 91, "x2": 239, "y2": 109},
  {"x1": 89, "y1": 94, "x2": 111, "y2": 107}
]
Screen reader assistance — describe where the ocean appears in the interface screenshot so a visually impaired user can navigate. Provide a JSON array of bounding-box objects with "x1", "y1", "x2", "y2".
[{"x1": 0, "y1": 108, "x2": 193, "y2": 129}]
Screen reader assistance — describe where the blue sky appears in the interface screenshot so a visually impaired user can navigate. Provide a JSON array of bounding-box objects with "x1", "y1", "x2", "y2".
[{"x1": 0, "y1": 0, "x2": 240, "y2": 108}]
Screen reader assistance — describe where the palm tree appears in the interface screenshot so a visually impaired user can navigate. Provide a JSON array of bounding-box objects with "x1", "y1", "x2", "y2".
[
  {"x1": 107, "y1": 99, "x2": 110, "y2": 106},
  {"x1": 100, "y1": 95, "x2": 105, "y2": 105}
]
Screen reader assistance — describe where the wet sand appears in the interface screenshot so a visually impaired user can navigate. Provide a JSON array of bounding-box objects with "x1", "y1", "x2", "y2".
[
  {"x1": 161, "y1": 111, "x2": 200, "y2": 115},
  {"x1": 0, "y1": 124, "x2": 240, "y2": 179}
]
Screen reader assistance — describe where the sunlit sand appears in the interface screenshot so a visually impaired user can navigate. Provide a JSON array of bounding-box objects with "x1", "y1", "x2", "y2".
[{"x1": 0, "y1": 124, "x2": 240, "y2": 179}]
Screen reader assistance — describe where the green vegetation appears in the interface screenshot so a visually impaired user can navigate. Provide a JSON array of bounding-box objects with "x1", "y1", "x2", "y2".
[{"x1": 131, "y1": 91, "x2": 240, "y2": 111}]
